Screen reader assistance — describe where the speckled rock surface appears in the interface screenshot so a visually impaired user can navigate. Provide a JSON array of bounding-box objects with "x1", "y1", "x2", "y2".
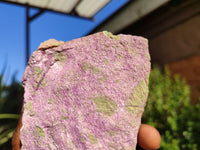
[{"x1": 21, "y1": 31, "x2": 151, "y2": 150}]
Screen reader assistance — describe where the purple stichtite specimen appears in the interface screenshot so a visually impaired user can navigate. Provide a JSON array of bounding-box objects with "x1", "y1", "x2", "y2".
[{"x1": 21, "y1": 31, "x2": 151, "y2": 150}]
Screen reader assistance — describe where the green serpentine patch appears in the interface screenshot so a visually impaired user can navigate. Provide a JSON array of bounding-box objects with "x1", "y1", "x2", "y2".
[
  {"x1": 93, "y1": 96, "x2": 118, "y2": 116},
  {"x1": 127, "y1": 80, "x2": 148, "y2": 113},
  {"x1": 34, "y1": 67, "x2": 44, "y2": 83}
]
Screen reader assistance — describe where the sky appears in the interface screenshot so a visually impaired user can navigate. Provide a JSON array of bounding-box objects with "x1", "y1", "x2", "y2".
[{"x1": 0, "y1": 0, "x2": 129, "y2": 85}]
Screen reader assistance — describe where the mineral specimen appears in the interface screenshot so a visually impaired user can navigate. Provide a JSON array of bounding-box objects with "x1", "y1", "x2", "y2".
[{"x1": 20, "y1": 31, "x2": 151, "y2": 149}]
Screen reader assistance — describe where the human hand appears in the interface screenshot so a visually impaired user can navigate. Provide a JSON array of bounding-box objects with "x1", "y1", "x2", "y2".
[{"x1": 137, "y1": 124, "x2": 161, "y2": 150}]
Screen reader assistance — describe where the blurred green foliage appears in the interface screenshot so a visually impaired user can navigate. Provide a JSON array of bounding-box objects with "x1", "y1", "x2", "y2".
[
  {"x1": 0, "y1": 74, "x2": 23, "y2": 149},
  {"x1": 143, "y1": 66, "x2": 200, "y2": 150}
]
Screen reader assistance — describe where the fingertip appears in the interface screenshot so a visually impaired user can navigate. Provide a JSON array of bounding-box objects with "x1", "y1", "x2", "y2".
[{"x1": 138, "y1": 124, "x2": 161, "y2": 150}]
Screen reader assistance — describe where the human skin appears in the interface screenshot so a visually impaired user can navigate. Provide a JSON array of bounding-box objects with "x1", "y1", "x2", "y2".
[
  {"x1": 137, "y1": 124, "x2": 161, "y2": 150},
  {"x1": 12, "y1": 113, "x2": 22, "y2": 150},
  {"x1": 12, "y1": 115, "x2": 161, "y2": 150}
]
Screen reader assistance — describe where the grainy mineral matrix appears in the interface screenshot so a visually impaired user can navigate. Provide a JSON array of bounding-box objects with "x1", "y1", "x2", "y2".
[{"x1": 21, "y1": 31, "x2": 151, "y2": 150}]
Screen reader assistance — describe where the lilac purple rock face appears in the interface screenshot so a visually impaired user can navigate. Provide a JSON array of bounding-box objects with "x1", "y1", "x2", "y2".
[{"x1": 20, "y1": 31, "x2": 151, "y2": 150}]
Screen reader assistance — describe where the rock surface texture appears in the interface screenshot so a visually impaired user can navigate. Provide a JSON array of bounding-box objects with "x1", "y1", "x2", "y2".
[{"x1": 21, "y1": 31, "x2": 151, "y2": 150}]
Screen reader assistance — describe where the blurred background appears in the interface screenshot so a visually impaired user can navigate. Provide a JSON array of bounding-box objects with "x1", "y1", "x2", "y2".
[{"x1": 0, "y1": 0, "x2": 200, "y2": 149}]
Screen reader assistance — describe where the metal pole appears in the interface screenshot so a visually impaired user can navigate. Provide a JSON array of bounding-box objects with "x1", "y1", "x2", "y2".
[
  {"x1": 25, "y1": 6, "x2": 44, "y2": 66},
  {"x1": 26, "y1": 4, "x2": 30, "y2": 66}
]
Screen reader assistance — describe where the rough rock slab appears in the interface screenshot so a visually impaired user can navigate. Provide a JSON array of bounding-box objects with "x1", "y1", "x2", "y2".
[{"x1": 21, "y1": 31, "x2": 151, "y2": 150}]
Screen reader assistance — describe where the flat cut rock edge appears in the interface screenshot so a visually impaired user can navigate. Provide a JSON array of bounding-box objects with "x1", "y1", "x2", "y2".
[{"x1": 21, "y1": 31, "x2": 151, "y2": 150}]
